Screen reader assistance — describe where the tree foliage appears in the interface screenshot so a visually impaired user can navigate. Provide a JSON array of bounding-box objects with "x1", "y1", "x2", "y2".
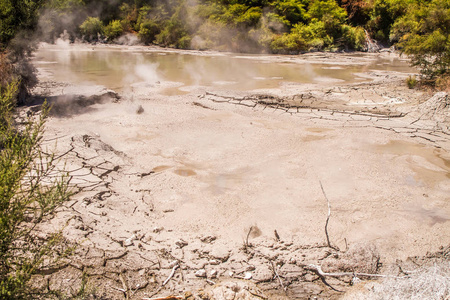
[
  {"x1": 392, "y1": 0, "x2": 450, "y2": 79},
  {"x1": 0, "y1": 81, "x2": 72, "y2": 299}
]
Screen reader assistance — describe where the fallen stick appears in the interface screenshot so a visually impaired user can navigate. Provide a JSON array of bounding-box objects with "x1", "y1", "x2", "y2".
[
  {"x1": 306, "y1": 264, "x2": 405, "y2": 279},
  {"x1": 271, "y1": 261, "x2": 287, "y2": 293},
  {"x1": 142, "y1": 296, "x2": 183, "y2": 300},
  {"x1": 162, "y1": 264, "x2": 179, "y2": 286},
  {"x1": 319, "y1": 181, "x2": 339, "y2": 251}
]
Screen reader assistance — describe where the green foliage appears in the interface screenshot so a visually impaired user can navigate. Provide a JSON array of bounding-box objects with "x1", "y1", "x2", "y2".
[
  {"x1": 40, "y1": 0, "x2": 86, "y2": 42},
  {"x1": 0, "y1": 81, "x2": 72, "y2": 299},
  {"x1": 367, "y1": 0, "x2": 412, "y2": 42},
  {"x1": 138, "y1": 20, "x2": 161, "y2": 44},
  {"x1": 79, "y1": 17, "x2": 104, "y2": 41},
  {"x1": 392, "y1": 0, "x2": 450, "y2": 79},
  {"x1": 0, "y1": 0, "x2": 43, "y2": 55},
  {"x1": 340, "y1": 24, "x2": 366, "y2": 50},
  {"x1": 104, "y1": 20, "x2": 124, "y2": 41},
  {"x1": 156, "y1": 18, "x2": 191, "y2": 48},
  {"x1": 406, "y1": 75, "x2": 417, "y2": 88},
  {"x1": 271, "y1": 0, "x2": 307, "y2": 28}
]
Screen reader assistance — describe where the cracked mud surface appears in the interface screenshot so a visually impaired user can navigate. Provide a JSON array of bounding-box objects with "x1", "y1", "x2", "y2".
[{"x1": 27, "y1": 47, "x2": 450, "y2": 299}]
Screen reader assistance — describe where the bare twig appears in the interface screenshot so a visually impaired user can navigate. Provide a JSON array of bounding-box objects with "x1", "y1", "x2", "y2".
[
  {"x1": 306, "y1": 264, "x2": 405, "y2": 279},
  {"x1": 162, "y1": 264, "x2": 179, "y2": 286},
  {"x1": 245, "y1": 226, "x2": 254, "y2": 248},
  {"x1": 142, "y1": 296, "x2": 183, "y2": 300},
  {"x1": 119, "y1": 272, "x2": 130, "y2": 300},
  {"x1": 270, "y1": 261, "x2": 287, "y2": 293},
  {"x1": 274, "y1": 230, "x2": 280, "y2": 242},
  {"x1": 319, "y1": 181, "x2": 339, "y2": 251}
]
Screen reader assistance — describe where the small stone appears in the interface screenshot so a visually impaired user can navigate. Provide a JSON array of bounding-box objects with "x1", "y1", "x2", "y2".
[
  {"x1": 153, "y1": 226, "x2": 164, "y2": 233},
  {"x1": 210, "y1": 269, "x2": 218, "y2": 279},
  {"x1": 244, "y1": 272, "x2": 252, "y2": 280},
  {"x1": 195, "y1": 269, "x2": 207, "y2": 278},
  {"x1": 136, "y1": 105, "x2": 144, "y2": 114},
  {"x1": 200, "y1": 235, "x2": 217, "y2": 243},
  {"x1": 176, "y1": 239, "x2": 188, "y2": 248},
  {"x1": 82, "y1": 197, "x2": 92, "y2": 205},
  {"x1": 210, "y1": 247, "x2": 230, "y2": 262},
  {"x1": 209, "y1": 259, "x2": 220, "y2": 265},
  {"x1": 228, "y1": 271, "x2": 234, "y2": 277},
  {"x1": 246, "y1": 265, "x2": 256, "y2": 271},
  {"x1": 124, "y1": 238, "x2": 134, "y2": 247}
]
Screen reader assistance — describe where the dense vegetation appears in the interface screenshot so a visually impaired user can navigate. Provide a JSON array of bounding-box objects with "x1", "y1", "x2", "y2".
[
  {"x1": 34, "y1": 0, "x2": 449, "y2": 79},
  {"x1": 1, "y1": 1, "x2": 73, "y2": 298}
]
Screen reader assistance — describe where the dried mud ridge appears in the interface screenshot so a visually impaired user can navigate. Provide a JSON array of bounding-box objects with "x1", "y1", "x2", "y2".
[
  {"x1": 31, "y1": 78, "x2": 450, "y2": 299},
  {"x1": 200, "y1": 82, "x2": 450, "y2": 149}
]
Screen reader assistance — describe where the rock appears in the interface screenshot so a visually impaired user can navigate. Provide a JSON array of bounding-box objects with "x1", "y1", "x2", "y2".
[
  {"x1": 195, "y1": 269, "x2": 207, "y2": 278},
  {"x1": 176, "y1": 239, "x2": 188, "y2": 248},
  {"x1": 124, "y1": 238, "x2": 133, "y2": 247},
  {"x1": 136, "y1": 105, "x2": 144, "y2": 114},
  {"x1": 210, "y1": 247, "x2": 230, "y2": 262},
  {"x1": 210, "y1": 269, "x2": 218, "y2": 279},
  {"x1": 153, "y1": 226, "x2": 164, "y2": 233},
  {"x1": 245, "y1": 265, "x2": 256, "y2": 271},
  {"x1": 200, "y1": 235, "x2": 217, "y2": 243},
  {"x1": 252, "y1": 266, "x2": 273, "y2": 282},
  {"x1": 209, "y1": 259, "x2": 220, "y2": 265},
  {"x1": 243, "y1": 272, "x2": 252, "y2": 280}
]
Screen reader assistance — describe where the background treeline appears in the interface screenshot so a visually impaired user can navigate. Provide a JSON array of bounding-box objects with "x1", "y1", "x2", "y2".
[{"x1": 36, "y1": 0, "x2": 448, "y2": 55}]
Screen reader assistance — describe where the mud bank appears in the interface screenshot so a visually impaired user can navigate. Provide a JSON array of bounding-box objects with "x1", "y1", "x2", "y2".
[{"x1": 27, "y1": 45, "x2": 450, "y2": 299}]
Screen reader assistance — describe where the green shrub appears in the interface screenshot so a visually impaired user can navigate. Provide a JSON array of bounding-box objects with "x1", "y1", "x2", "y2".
[
  {"x1": 104, "y1": 20, "x2": 124, "y2": 41},
  {"x1": 340, "y1": 25, "x2": 366, "y2": 50},
  {"x1": 406, "y1": 75, "x2": 417, "y2": 88},
  {"x1": 392, "y1": 0, "x2": 450, "y2": 80},
  {"x1": 79, "y1": 17, "x2": 104, "y2": 41},
  {"x1": 138, "y1": 19, "x2": 161, "y2": 44},
  {"x1": 0, "y1": 81, "x2": 72, "y2": 298}
]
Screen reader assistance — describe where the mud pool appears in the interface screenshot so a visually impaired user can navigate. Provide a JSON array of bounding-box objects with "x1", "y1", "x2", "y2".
[
  {"x1": 29, "y1": 43, "x2": 449, "y2": 299},
  {"x1": 33, "y1": 43, "x2": 414, "y2": 94}
]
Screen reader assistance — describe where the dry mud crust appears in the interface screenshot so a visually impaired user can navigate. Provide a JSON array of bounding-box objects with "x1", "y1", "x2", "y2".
[{"x1": 27, "y1": 57, "x2": 450, "y2": 299}]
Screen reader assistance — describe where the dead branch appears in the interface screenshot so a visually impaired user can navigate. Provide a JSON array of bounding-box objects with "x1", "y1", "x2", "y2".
[
  {"x1": 119, "y1": 272, "x2": 130, "y2": 300},
  {"x1": 162, "y1": 264, "x2": 179, "y2": 286},
  {"x1": 270, "y1": 261, "x2": 287, "y2": 293},
  {"x1": 306, "y1": 264, "x2": 405, "y2": 279},
  {"x1": 245, "y1": 226, "x2": 254, "y2": 248},
  {"x1": 142, "y1": 296, "x2": 183, "y2": 300},
  {"x1": 274, "y1": 230, "x2": 280, "y2": 242},
  {"x1": 319, "y1": 181, "x2": 339, "y2": 251}
]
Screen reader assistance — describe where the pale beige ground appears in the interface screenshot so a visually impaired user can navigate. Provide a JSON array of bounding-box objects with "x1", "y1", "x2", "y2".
[{"x1": 28, "y1": 46, "x2": 449, "y2": 299}]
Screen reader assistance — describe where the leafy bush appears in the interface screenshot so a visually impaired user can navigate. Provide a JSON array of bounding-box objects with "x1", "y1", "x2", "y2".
[
  {"x1": 79, "y1": 17, "x2": 104, "y2": 41},
  {"x1": 406, "y1": 75, "x2": 417, "y2": 88},
  {"x1": 340, "y1": 25, "x2": 366, "y2": 50},
  {"x1": 392, "y1": 0, "x2": 450, "y2": 80},
  {"x1": 0, "y1": 81, "x2": 72, "y2": 298},
  {"x1": 138, "y1": 20, "x2": 161, "y2": 44},
  {"x1": 104, "y1": 20, "x2": 124, "y2": 41}
]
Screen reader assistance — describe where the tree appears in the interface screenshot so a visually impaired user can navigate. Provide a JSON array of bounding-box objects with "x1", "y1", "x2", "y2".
[
  {"x1": 79, "y1": 17, "x2": 104, "y2": 42},
  {"x1": 391, "y1": 0, "x2": 450, "y2": 79},
  {"x1": 0, "y1": 81, "x2": 73, "y2": 299}
]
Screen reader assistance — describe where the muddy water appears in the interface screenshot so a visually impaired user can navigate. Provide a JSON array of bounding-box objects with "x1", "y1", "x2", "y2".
[{"x1": 33, "y1": 44, "x2": 414, "y2": 94}]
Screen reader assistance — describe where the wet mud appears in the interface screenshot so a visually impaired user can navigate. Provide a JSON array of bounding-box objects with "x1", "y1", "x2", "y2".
[{"x1": 27, "y1": 44, "x2": 450, "y2": 299}]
